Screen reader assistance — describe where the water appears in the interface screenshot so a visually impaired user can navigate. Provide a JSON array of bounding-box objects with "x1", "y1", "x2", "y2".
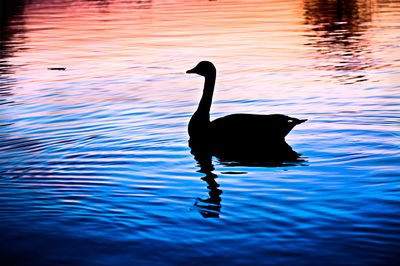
[{"x1": 1, "y1": 0, "x2": 399, "y2": 264}]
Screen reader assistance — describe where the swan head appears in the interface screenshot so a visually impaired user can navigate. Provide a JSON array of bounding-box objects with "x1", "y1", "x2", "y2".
[{"x1": 186, "y1": 61, "x2": 216, "y2": 77}]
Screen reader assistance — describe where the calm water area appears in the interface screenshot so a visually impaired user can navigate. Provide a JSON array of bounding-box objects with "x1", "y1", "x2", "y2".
[{"x1": 1, "y1": 0, "x2": 400, "y2": 264}]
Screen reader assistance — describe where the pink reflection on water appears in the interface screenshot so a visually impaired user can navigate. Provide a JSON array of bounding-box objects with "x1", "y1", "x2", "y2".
[{"x1": 3, "y1": 0, "x2": 399, "y2": 141}]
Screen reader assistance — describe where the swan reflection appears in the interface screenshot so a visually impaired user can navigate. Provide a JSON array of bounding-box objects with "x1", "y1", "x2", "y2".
[{"x1": 191, "y1": 142, "x2": 304, "y2": 218}]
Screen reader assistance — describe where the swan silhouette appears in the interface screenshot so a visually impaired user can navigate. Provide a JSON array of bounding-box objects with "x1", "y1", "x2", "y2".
[{"x1": 186, "y1": 61, "x2": 306, "y2": 162}]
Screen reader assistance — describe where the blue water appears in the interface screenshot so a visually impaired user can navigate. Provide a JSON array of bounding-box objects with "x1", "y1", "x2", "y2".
[{"x1": 1, "y1": 0, "x2": 400, "y2": 265}]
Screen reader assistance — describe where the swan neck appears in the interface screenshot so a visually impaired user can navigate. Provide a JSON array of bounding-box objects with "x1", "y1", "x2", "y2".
[{"x1": 197, "y1": 73, "x2": 216, "y2": 116}]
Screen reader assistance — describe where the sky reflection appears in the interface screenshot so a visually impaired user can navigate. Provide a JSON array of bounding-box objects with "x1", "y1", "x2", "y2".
[{"x1": 0, "y1": 0, "x2": 399, "y2": 265}]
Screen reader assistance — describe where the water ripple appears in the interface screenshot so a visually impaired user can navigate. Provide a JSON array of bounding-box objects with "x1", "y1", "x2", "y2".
[{"x1": 1, "y1": 0, "x2": 400, "y2": 265}]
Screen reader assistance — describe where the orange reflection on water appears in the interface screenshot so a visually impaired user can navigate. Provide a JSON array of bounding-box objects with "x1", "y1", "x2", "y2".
[{"x1": 2, "y1": 0, "x2": 399, "y2": 121}]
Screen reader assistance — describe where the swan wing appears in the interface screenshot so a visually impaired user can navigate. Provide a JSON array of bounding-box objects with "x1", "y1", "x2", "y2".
[{"x1": 210, "y1": 114, "x2": 305, "y2": 141}]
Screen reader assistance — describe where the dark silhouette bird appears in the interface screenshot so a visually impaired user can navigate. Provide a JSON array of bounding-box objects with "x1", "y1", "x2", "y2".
[
  {"x1": 48, "y1": 67, "x2": 66, "y2": 71},
  {"x1": 186, "y1": 61, "x2": 306, "y2": 162}
]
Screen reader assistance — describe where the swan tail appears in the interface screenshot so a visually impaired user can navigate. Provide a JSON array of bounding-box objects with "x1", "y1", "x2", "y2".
[
  {"x1": 296, "y1": 118, "x2": 307, "y2": 124},
  {"x1": 288, "y1": 118, "x2": 307, "y2": 125}
]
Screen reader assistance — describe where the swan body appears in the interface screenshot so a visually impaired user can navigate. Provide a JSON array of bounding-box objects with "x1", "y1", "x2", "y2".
[{"x1": 186, "y1": 61, "x2": 306, "y2": 160}]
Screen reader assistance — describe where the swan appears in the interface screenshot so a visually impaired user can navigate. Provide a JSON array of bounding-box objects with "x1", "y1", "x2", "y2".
[{"x1": 186, "y1": 61, "x2": 306, "y2": 160}]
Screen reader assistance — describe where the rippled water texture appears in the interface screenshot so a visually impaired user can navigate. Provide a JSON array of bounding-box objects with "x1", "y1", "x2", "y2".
[{"x1": 1, "y1": 0, "x2": 400, "y2": 265}]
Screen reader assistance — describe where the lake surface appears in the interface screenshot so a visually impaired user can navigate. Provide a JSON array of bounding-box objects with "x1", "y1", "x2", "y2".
[{"x1": 1, "y1": 0, "x2": 399, "y2": 264}]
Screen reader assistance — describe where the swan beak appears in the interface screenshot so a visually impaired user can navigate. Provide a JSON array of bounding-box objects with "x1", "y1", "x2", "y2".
[{"x1": 186, "y1": 67, "x2": 197, "y2": 74}]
